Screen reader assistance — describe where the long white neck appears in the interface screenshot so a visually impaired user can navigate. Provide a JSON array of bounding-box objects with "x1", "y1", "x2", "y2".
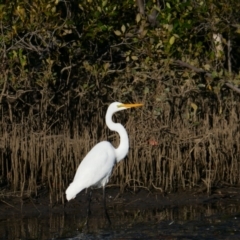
[{"x1": 105, "y1": 110, "x2": 129, "y2": 162}]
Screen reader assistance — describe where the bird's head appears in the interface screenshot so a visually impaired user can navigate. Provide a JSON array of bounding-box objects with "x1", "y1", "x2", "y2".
[{"x1": 65, "y1": 183, "x2": 77, "y2": 201}]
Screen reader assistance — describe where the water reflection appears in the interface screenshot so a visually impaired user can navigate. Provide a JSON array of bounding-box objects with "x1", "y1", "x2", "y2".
[{"x1": 1, "y1": 200, "x2": 240, "y2": 239}]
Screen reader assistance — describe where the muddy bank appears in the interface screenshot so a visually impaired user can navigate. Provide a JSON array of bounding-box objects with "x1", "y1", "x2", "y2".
[{"x1": 1, "y1": 187, "x2": 240, "y2": 220}]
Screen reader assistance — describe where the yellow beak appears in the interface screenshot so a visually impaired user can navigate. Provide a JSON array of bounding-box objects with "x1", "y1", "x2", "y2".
[{"x1": 119, "y1": 103, "x2": 143, "y2": 108}]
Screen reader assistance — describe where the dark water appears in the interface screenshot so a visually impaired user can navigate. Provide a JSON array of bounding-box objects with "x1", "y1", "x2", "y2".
[{"x1": 1, "y1": 200, "x2": 240, "y2": 240}]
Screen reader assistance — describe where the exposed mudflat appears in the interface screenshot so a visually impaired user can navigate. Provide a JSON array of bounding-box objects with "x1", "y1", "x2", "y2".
[
  {"x1": 1, "y1": 187, "x2": 240, "y2": 239},
  {"x1": 1, "y1": 187, "x2": 240, "y2": 219}
]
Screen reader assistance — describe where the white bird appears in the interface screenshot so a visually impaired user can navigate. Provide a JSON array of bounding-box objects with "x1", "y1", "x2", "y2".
[{"x1": 65, "y1": 102, "x2": 143, "y2": 223}]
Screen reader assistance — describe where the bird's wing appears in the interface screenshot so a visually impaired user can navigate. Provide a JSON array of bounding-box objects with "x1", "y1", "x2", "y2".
[{"x1": 72, "y1": 141, "x2": 116, "y2": 189}]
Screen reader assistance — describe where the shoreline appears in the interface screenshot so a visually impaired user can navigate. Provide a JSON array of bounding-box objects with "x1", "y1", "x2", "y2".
[{"x1": 1, "y1": 187, "x2": 240, "y2": 220}]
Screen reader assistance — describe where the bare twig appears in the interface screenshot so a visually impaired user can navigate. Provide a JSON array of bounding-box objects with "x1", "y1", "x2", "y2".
[
  {"x1": 227, "y1": 36, "x2": 232, "y2": 74},
  {"x1": 136, "y1": 0, "x2": 145, "y2": 15},
  {"x1": 173, "y1": 60, "x2": 240, "y2": 94},
  {"x1": 0, "y1": 199, "x2": 21, "y2": 211},
  {"x1": 0, "y1": 71, "x2": 8, "y2": 109},
  {"x1": 135, "y1": 0, "x2": 160, "y2": 26}
]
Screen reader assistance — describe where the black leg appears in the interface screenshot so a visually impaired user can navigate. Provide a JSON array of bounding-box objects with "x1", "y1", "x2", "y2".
[
  {"x1": 87, "y1": 190, "x2": 92, "y2": 216},
  {"x1": 103, "y1": 186, "x2": 111, "y2": 225},
  {"x1": 84, "y1": 189, "x2": 92, "y2": 227}
]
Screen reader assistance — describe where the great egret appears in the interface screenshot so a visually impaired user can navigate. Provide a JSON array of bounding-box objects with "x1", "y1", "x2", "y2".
[{"x1": 65, "y1": 102, "x2": 143, "y2": 223}]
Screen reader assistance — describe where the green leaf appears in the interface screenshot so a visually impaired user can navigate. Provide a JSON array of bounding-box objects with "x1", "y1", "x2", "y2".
[
  {"x1": 169, "y1": 36, "x2": 175, "y2": 45},
  {"x1": 114, "y1": 30, "x2": 122, "y2": 36},
  {"x1": 136, "y1": 13, "x2": 141, "y2": 23},
  {"x1": 131, "y1": 56, "x2": 138, "y2": 61},
  {"x1": 102, "y1": 0, "x2": 108, "y2": 7},
  {"x1": 103, "y1": 62, "x2": 110, "y2": 71},
  {"x1": 191, "y1": 103, "x2": 198, "y2": 111},
  {"x1": 141, "y1": 29, "x2": 148, "y2": 38},
  {"x1": 203, "y1": 64, "x2": 210, "y2": 70},
  {"x1": 144, "y1": 87, "x2": 149, "y2": 94},
  {"x1": 121, "y1": 25, "x2": 126, "y2": 34}
]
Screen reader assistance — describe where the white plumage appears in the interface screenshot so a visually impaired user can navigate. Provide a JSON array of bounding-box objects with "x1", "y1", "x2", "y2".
[{"x1": 65, "y1": 102, "x2": 143, "y2": 205}]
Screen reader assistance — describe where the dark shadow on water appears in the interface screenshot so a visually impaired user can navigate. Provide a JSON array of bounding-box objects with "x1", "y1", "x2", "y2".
[{"x1": 1, "y1": 198, "x2": 240, "y2": 240}]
